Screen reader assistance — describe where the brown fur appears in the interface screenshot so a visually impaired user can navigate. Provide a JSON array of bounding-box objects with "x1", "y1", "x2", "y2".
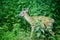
[{"x1": 19, "y1": 8, "x2": 55, "y2": 39}]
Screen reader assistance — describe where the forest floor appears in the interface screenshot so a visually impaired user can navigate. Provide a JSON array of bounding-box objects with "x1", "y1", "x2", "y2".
[{"x1": 1, "y1": 26, "x2": 60, "y2": 40}]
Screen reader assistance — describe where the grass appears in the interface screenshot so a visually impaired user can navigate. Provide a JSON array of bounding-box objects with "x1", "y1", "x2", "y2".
[
  {"x1": 1, "y1": 26, "x2": 60, "y2": 40},
  {"x1": 1, "y1": 29, "x2": 30, "y2": 40}
]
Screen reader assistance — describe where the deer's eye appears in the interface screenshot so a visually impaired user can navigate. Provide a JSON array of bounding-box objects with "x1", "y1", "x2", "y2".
[{"x1": 24, "y1": 9, "x2": 26, "y2": 11}]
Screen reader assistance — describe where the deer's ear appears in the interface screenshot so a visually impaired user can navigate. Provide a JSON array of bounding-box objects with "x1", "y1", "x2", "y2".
[
  {"x1": 26, "y1": 8, "x2": 29, "y2": 12},
  {"x1": 22, "y1": 8, "x2": 25, "y2": 11}
]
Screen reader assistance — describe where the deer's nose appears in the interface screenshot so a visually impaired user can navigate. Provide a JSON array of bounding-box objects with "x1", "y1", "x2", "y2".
[
  {"x1": 19, "y1": 13, "x2": 21, "y2": 16},
  {"x1": 18, "y1": 14, "x2": 22, "y2": 18}
]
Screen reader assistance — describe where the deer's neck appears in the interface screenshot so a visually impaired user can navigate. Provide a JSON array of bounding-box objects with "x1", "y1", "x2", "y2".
[{"x1": 24, "y1": 13, "x2": 32, "y2": 24}]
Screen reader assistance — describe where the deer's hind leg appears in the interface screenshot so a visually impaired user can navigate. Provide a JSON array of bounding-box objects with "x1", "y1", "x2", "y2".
[
  {"x1": 48, "y1": 28, "x2": 55, "y2": 36},
  {"x1": 30, "y1": 26, "x2": 35, "y2": 39}
]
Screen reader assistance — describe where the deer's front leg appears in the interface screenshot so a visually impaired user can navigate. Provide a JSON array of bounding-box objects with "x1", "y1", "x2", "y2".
[{"x1": 30, "y1": 26, "x2": 35, "y2": 39}]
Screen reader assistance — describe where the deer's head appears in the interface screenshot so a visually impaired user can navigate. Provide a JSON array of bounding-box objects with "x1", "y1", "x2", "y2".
[{"x1": 19, "y1": 8, "x2": 28, "y2": 17}]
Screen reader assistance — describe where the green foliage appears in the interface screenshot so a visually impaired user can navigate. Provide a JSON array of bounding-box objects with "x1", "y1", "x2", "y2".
[{"x1": 0, "y1": 0, "x2": 60, "y2": 40}]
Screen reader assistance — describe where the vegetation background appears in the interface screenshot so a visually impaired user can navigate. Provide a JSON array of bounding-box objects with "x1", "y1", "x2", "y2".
[{"x1": 0, "y1": 0, "x2": 60, "y2": 40}]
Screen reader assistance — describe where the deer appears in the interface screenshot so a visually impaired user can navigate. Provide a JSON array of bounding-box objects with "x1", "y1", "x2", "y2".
[{"x1": 19, "y1": 8, "x2": 55, "y2": 39}]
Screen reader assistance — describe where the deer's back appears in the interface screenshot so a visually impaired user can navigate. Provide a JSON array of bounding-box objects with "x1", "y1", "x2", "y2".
[{"x1": 31, "y1": 16, "x2": 52, "y2": 24}]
